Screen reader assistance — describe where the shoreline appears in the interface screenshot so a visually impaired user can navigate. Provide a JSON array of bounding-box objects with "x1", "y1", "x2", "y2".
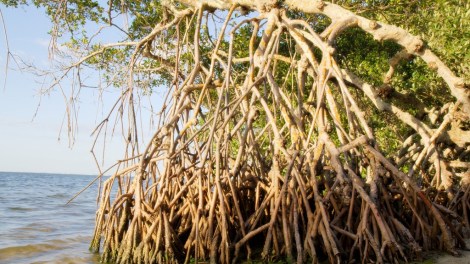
[{"x1": 412, "y1": 239, "x2": 470, "y2": 264}]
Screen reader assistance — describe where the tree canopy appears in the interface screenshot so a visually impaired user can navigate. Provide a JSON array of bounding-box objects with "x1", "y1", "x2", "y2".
[{"x1": 2, "y1": 0, "x2": 469, "y2": 263}]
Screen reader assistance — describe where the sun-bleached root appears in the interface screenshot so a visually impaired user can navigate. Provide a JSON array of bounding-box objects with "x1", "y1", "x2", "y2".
[{"x1": 89, "y1": 1, "x2": 469, "y2": 263}]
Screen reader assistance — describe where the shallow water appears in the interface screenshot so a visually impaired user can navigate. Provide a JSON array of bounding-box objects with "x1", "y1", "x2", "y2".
[{"x1": 0, "y1": 171, "x2": 101, "y2": 263}]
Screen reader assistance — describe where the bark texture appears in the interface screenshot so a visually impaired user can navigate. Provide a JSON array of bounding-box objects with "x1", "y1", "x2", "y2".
[{"x1": 90, "y1": 1, "x2": 470, "y2": 263}]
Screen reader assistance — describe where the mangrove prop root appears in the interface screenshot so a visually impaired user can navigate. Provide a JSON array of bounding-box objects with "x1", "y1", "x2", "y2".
[{"x1": 90, "y1": 1, "x2": 470, "y2": 263}]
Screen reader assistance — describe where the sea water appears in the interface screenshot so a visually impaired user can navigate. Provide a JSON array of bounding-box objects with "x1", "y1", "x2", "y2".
[{"x1": 0, "y1": 171, "x2": 101, "y2": 263}]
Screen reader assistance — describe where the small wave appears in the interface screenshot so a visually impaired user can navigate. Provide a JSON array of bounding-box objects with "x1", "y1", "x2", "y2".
[
  {"x1": 0, "y1": 236, "x2": 94, "y2": 263},
  {"x1": 30, "y1": 254, "x2": 100, "y2": 264},
  {"x1": 0, "y1": 242, "x2": 65, "y2": 261},
  {"x1": 8, "y1": 206, "x2": 34, "y2": 211},
  {"x1": 15, "y1": 223, "x2": 56, "y2": 233},
  {"x1": 0, "y1": 173, "x2": 100, "y2": 263},
  {"x1": 47, "y1": 193, "x2": 69, "y2": 199}
]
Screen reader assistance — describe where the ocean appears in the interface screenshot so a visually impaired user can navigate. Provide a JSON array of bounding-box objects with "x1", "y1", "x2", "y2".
[{"x1": 0, "y1": 171, "x2": 101, "y2": 263}]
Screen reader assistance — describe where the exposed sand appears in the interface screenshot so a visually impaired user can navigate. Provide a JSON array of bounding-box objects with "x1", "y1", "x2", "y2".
[
  {"x1": 414, "y1": 239, "x2": 470, "y2": 264},
  {"x1": 434, "y1": 253, "x2": 470, "y2": 264}
]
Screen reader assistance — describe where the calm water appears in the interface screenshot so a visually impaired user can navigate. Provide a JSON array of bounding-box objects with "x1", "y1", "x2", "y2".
[{"x1": 0, "y1": 172, "x2": 101, "y2": 263}]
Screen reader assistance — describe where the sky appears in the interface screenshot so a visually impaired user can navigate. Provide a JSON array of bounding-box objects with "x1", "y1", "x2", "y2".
[
  {"x1": 0, "y1": 4, "x2": 244, "y2": 176},
  {"x1": 0, "y1": 5, "x2": 150, "y2": 175}
]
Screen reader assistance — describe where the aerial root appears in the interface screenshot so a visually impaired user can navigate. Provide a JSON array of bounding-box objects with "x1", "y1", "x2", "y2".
[{"x1": 90, "y1": 2, "x2": 469, "y2": 263}]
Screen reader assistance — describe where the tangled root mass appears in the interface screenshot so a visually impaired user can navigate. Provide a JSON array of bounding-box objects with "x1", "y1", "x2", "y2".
[{"x1": 89, "y1": 1, "x2": 470, "y2": 263}]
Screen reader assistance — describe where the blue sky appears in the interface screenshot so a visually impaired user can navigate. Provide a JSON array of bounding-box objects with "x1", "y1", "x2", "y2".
[
  {"x1": 1, "y1": 4, "x2": 233, "y2": 175},
  {"x1": 0, "y1": 5, "x2": 139, "y2": 175}
]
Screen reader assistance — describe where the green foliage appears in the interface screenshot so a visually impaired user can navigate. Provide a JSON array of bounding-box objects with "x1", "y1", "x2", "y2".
[
  {"x1": 328, "y1": 0, "x2": 468, "y2": 154},
  {"x1": 1, "y1": 0, "x2": 467, "y2": 156},
  {"x1": 2, "y1": 1, "x2": 468, "y2": 263},
  {"x1": 337, "y1": 0, "x2": 469, "y2": 82}
]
